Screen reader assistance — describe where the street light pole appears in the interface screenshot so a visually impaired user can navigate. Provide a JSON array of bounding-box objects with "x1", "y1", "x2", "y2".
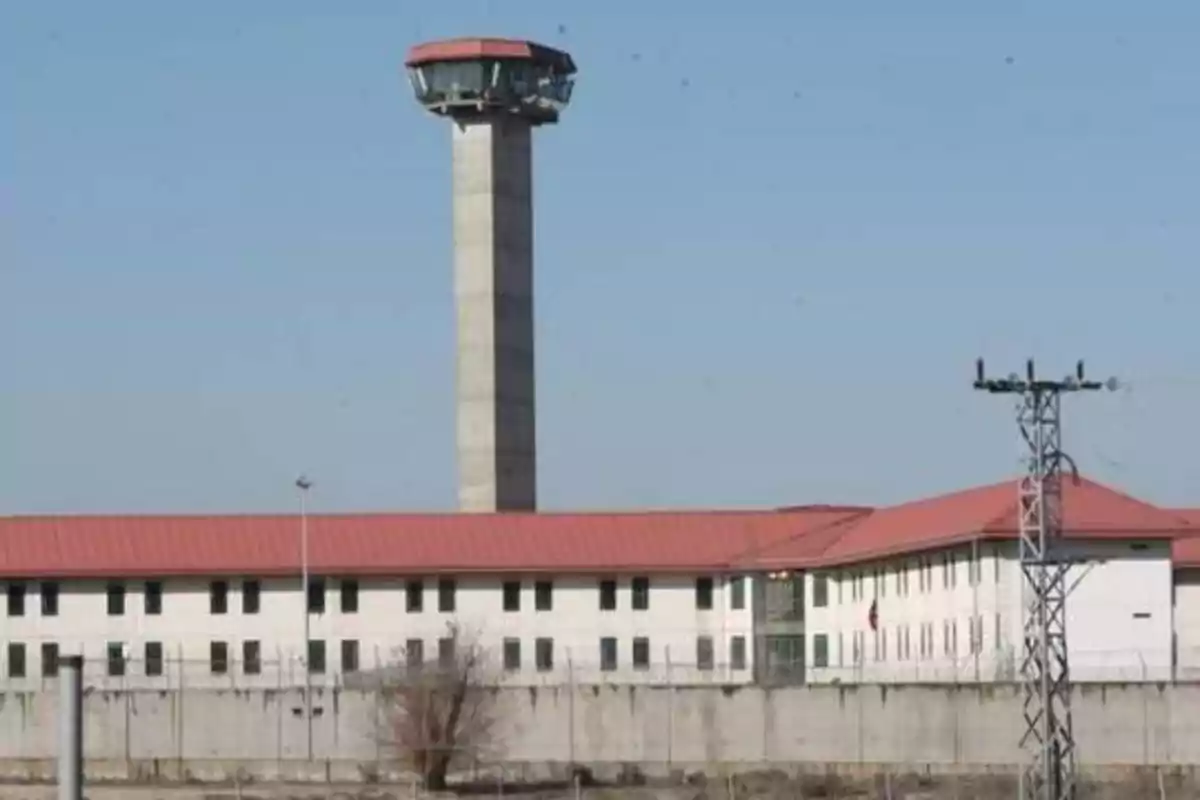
[{"x1": 295, "y1": 474, "x2": 313, "y2": 762}]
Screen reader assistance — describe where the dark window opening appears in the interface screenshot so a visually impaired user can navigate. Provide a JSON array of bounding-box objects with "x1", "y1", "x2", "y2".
[
  {"x1": 41, "y1": 643, "x2": 59, "y2": 677},
  {"x1": 306, "y1": 578, "x2": 326, "y2": 614},
  {"x1": 40, "y1": 582, "x2": 59, "y2": 616},
  {"x1": 502, "y1": 580, "x2": 521, "y2": 612},
  {"x1": 599, "y1": 637, "x2": 617, "y2": 671},
  {"x1": 535, "y1": 638, "x2": 554, "y2": 672},
  {"x1": 631, "y1": 577, "x2": 650, "y2": 611},
  {"x1": 106, "y1": 583, "x2": 126, "y2": 616},
  {"x1": 210, "y1": 641, "x2": 229, "y2": 675},
  {"x1": 6, "y1": 583, "x2": 25, "y2": 617},
  {"x1": 106, "y1": 642, "x2": 125, "y2": 677},
  {"x1": 632, "y1": 637, "x2": 650, "y2": 670},
  {"x1": 243, "y1": 640, "x2": 261, "y2": 675},
  {"x1": 143, "y1": 581, "x2": 162, "y2": 615},
  {"x1": 535, "y1": 580, "x2": 553, "y2": 611},
  {"x1": 341, "y1": 639, "x2": 360, "y2": 673},
  {"x1": 210, "y1": 580, "x2": 229, "y2": 615},
  {"x1": 598, "y1": 579, "x2": 617, "y2": 611},
  {"x1": 437, "y1": 578, "x2": 455, "y2": 612},
  {"x1": 242, "y1": 580, "x2": 261, "y2": 614},
  {"x1": 503, "y1": 638, "x2": 521, "y2": 671},
  {"x1": 340, "y1": 579, "x2": 359, "y2": 613},
  {"x1": 307, "y1": 640, "x2": 326, "y2": 674},
  {"x1": 7, "y1": 643, "x2": 25, "y2": 678},
  {"x1": 406, "y1": 580, "x2": 424, "y2": 613},
  {"x1": 144, "y1": 642, "x2": 163, "y2": 677}
]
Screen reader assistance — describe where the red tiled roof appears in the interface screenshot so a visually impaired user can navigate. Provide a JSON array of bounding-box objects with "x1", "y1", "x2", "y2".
[
  {"x1": 1167, "y1": 510, "x2": 1200, "y2": 567},
  {"x1": 0, "y1": 477, "x2": 1194, "y2": 579},
  {"x1": 0, "y1": 510, "x2": 844, "y2": 579},
  {"x1": 812, "y1": 477, "x2": 1190, "y2": 566}
]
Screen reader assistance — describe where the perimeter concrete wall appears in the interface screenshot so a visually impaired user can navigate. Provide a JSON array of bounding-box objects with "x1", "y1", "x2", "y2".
[{"x1": 0, "y1": 684, "x2": 1196, "y2": 782}]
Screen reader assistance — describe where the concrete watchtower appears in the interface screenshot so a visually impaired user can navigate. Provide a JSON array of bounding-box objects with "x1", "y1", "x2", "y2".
[{"x1": 405, "y1": 38, "x2": 577, "y2": 513}]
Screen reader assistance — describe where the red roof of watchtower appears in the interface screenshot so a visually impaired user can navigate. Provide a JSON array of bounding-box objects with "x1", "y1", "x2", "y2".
[{"x1": 405, "y1": 37, "x2": 577, "y2": 74}]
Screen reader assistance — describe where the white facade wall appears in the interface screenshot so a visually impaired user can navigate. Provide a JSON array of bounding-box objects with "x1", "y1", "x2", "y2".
[
  {"x1": 1170, "y1": 569, "x2": 1200, "y2": 678},
  {"x1": 0, "y1": 572, "x2": 756, "y2": 689},
  {"x1": 804, "y1": 538, "x2": 1173, "y2": 684}
]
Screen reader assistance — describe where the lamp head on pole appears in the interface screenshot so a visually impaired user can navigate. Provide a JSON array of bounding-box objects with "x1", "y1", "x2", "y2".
[{"x1": 295, "y1": 475, "x2": 313, "y2": 492}]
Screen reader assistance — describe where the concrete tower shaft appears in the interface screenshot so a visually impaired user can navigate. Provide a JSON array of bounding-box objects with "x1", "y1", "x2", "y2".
[
  {"x1": 405, "y1": 37, "x2": 576, "y2": 512},
  {"x1": 453, "y1": 117, "x2": 536, "y2": 512}
]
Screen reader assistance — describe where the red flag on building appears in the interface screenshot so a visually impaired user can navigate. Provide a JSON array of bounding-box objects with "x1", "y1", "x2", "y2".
[{"x1": 868, "y1": 598, "x2": 879, "y2": 631}]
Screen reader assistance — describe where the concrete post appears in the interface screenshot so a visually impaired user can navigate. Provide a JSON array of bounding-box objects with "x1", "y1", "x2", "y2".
[
  {"x1": 58, "y1": 654, "x2": 83, "y2": 800},
  {"x1": 452, "y1": 116, "x2": 537, "y2": 512}
]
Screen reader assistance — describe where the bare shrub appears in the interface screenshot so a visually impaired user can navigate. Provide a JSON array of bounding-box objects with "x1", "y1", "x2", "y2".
[{"x1": 376, "y1": 623, "x2": 500, "y2": 791}]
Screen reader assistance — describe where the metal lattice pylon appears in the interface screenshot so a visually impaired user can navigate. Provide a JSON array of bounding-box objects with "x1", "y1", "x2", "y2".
[{"x1": 974, "y1": 359, "x2": 1115, "y2": 800}]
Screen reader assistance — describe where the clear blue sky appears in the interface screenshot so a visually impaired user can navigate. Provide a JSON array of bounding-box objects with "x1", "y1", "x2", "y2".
[{"x1": 2, "y1": 1, "x2": 1198, "y2": 514}]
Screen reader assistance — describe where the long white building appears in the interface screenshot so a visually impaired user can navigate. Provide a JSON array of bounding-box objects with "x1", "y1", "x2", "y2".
[{"x1": 0, "y1": 475, "x2": 1195, "y2": 689}]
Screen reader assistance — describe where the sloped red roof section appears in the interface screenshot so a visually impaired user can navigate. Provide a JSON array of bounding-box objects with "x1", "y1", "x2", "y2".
[
  {"x1": 0, "y1": 509, "x2": 837, "y2": 579},
  {"x1": 1167, "y1": 510, "x2": 1200, "y2": 567},
  {"x1": 815, "y1": 476, "x2": 1190, "y2": 566}
]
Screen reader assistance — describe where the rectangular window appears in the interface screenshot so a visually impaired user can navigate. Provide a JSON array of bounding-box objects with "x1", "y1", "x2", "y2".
[
  {"x1": 599, "y1": 637, "x2": 618, "y2": 671},
  {"x1": 144, "y1": 581, "x2": 162, "y2": 615},
  {"x1": 437, "y1": 578, "x2": 455, "y2": 612},
  {"x1": 730, "y1": 576, "x2": 745, "y2": 610},
  {"x1": 995, "y1": 613, "x2": 1002, "y2": 649},
  {"x1": 341, "y1": 639, "x2": 360, "y2": 673},
  {"x1": 696, "y1": 636, "x2": 714, "y2": 671},
  {"x1": 812, "y1": 574, "x2": 829, "y2": 608},
  {"x1": 106, "y1": 583, "x2": 126, "y2": 616},
  {"x1": 631, "y1": 576, "x2": 650, "y2": 610},
  {"x1": 210, "y1": 641, "x2": 229, "y2": 675},
  {"x1": 107, "y1": 642, "x2": 125, "y2": 677},
  {"x1": 438, "y1": 637, "x2": 455, "y2": 669},
  {"x1": 632, "y1": 637, "x2": 650, "y2": 670},
  {"x1": 406, "y1": 579, "x2": 424, "y2": 613},
  {"x1": 879, "y1": 567, "x2": 886, "y2": 598},
  {"x1": 145, "y1": 642, "x2": 163, "y2": 677},
  {"x1": 41, "y1": 642, "x2": 59, "y2": 677},
  {"x1": 307, "y1": 578, "x2": 326, "y2": 614},
  {"x1": 813, "y1": 634, "x2": 829, "y2": 668},
  {"x1": 209, "y1": 580, "x2": 229, "y2": 615},
  {"x1": 405, "y1": 639, "x2": 424, "y2": 669},
  {"x1": 340, "y1": 579, "x2": 359, "y2": 613},
  {"x1": 307, "y1": 640, "x2": 326, "y2": 674},
  {"x1": 880, "y1": 628, "x2": 888, "y2": 662},
  {"x1": 41, "y1": 582, "x2": 59, "y2": 616},
  {"x1": 535, "y1": 637, "x2": 553, "y2": 672},
  {"x1": 7, "y1": 643, "x2": 25, "y2": 678},
  {"x1": 695, "y1": 576, "x2": 714, "y2": 611},
  {"x1": 534, "y1": 580, "x2": 553, "y2": 611},
  {"x1": 243, "y1": 640, "x2": 261, "y2": 676},
  {"x1": 502, "y1": 580, "x2": 521, "y2": 612},
  {"x1": 730, "y1": 635, "x2": 746, "y2": 670},
  {"x1": 242, "y1": 580, "x2": 261, "y2": 614},
  {"x1": 598, "y1": 578, "x2": 617, "y2": 611},
  {"x1": 503, "y1": 638, "x2": 521, "y2": 671},
  {"x1": 7, "y1": 583, "x2": 25, "y2": 617}
]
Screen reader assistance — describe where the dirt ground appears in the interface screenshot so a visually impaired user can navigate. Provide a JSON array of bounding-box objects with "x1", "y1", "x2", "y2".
[{"x1": 0, "y1": 771, "x2": 1192, "y2": 800}]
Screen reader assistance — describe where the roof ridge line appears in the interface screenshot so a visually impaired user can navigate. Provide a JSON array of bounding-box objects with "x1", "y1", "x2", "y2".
[{"x1": 727, "y1": 509, "x2": 873, "y2": 567}]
